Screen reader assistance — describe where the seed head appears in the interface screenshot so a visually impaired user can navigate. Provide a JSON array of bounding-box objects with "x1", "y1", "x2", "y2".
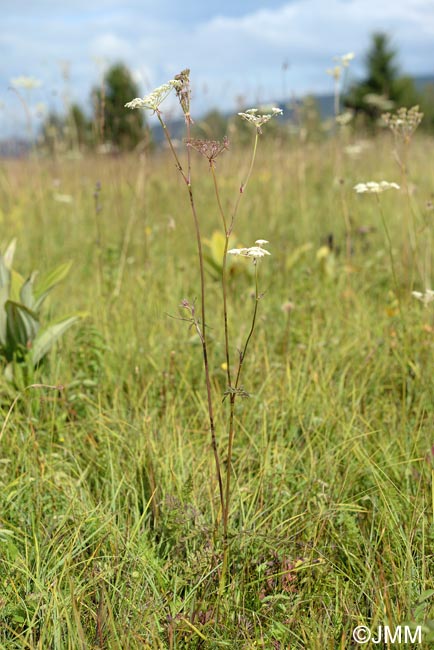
[
  {"x1": 186, "y1": 137, "x2": 229, "y2": 165},
  {"x1": 174, "y1": 69, "x2": 192, "y2": 123},
  {"x1": 383, "y1": 106, "x2": 423, "y2": 143},
  {"x1": 281, "y1": 301, "x2": 295, "y2": 314}
]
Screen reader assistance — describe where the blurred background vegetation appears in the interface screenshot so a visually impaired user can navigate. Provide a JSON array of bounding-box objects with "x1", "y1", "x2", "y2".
[{"x1": 34, "y1": 32, "x2": 434, "y2": 158}]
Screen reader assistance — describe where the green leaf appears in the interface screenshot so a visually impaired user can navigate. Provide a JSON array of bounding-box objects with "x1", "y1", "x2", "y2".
[
  {"x1": 3, "y1": 238, "x2": 17, "y2": 268},
  {"x1": 0, "y1": 254, "x2": 10, "y2": 290},
  {"x1": 419, "y1": 589, "x2": 434, "y2": 603},
  {"x1": 5, "y1": 300, "x2": 40, "y2": 354},
  {"x1": 3, "y1": 362, "x2": 14, "y2": 382},
  {"x1": 0, "y1": 285, "x2": 8, "y2": 346},
  {"x1": 19, "y1": 273, "x2": 37, "y2": 310},
  {"x1": 31, "y1": 313, "x2": 84, "y2": 365},
  {"x1": 9, "y1": 269, "x2": 25, "y2": 302},
  {"x1": 33, "y1": 262, "x2": 72, "y2": 310}
]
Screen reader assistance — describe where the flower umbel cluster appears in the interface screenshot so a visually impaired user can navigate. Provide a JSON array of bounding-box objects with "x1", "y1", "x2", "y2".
[
  {"x1": 412, "y1": 289, "x2": 434, "y2": 307},
  {"x1": 238, "y1": 108, "x2": 283, "y2": 133},
  {"x1": 125, "y1": 79, "x2": 182, "y2": 113},
  {"x1": 187, "y1": 137, "x2": 229, "y2": 165},
  {"x1": 354, "y1": 181, "x2": 400, "y2": 194},
  {"x1": 228, "y1": 239, "x2": 271, "y2": 261},
  {"x1": 336, "y1": 52, "x2": 355, "y2": 67},
  {"x1": 11, "y1": 76, "x2": 42, "y2": 89},
  {"x1": 383, "y1": 106, "x2": 424, "y2": 143}
]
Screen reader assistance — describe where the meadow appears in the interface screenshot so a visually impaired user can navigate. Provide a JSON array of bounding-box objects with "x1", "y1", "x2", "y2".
[{"x1": 0, "y1": 116, "x2": 434, "y2": 648}]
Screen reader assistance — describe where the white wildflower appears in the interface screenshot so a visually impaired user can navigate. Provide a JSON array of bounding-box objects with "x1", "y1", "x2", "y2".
[
  {"x1": 412, "y1": 289, "x2": 434, "y2": 307},
  {"x1": 11, "y1": 76, "x2": 42, "y2": 90},
  {"x1": 339, "y1": 52, "x2": 355, "y2": 67},
  {"x1": 228, "y1": 240, "x2": 271, "y2": 260},
  {"x1": 336, "y1": 110, "x2": 354, "y2": 126},
  {"x1": 354, "y1": 181, "x2": 400, "y2": 194},
  {"x1": 344, "y1": 141, "x2": 370, "y2": 158},
  {"x1": 238, "y1": 107, "x2": 283, "y2": 132},
  {"x1": 125, "y1": 79, "x2": 182, "y2": 112},
  {"x1": 326, "y1": 66, "x2": 341, "y2": 81},
  {"x1": 246, "y1": 246, "x2": 271, "y2": 258}
]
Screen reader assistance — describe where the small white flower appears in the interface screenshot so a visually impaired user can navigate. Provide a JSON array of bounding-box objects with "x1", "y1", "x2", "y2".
[
  {"x1": 238, "y1": 107, "x2": 283, "y2": 132},
  {"x1": 125, "y1": 79, "x2": 182, "y2": 113},
  {"x1": 228, "y1": 242, "x2": 271, "y2": 260},
  {"x1": 340, "y1": 52, "x2": 355, "y2": 67},
  {"x1": 344, "y1": 141, "x2": 369, "y2": 157},
  {"x1": 336, "y1": 110, "x2": 354, "y2": 126},
  {"x1": 11, "y1": 76, "x2": 42, "y2": 90},
  {"x1": 354, "y1": 181, "x2": 400, "y2": 194},
  {"x1": 327, "y1": 66, "x2": 341, "y2": 81},
  {"x1": 412, "y1": 289, "x2": 434, "y2": 307},
  {"x1": 246, "y1": 247, "x2": 270, "y2": 258}
]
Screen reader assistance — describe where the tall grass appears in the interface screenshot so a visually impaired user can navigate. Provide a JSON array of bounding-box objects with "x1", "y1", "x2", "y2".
[{"x1": 0, "y1": 129, "x2": 434, "y2": 648}]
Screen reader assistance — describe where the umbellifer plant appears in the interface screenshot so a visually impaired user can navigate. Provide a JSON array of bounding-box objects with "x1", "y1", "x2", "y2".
[{"x1": 126, "y1": 71, "x2": 282, "y2": 592}]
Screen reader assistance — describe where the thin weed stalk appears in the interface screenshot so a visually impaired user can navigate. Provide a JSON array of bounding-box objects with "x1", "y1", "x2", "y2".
[
  {"x1": 156, "y1": 109, "x2": 225, "y2": 519},
  {"x1": 221, "y1": 261, "x2": 261, "y2": 589},
  {"x1": 210, "y1": 131, "x2": 259, "y2": 386},
  {"x1": 125, "y1": 79, "x2": 280, "y2": 599}
]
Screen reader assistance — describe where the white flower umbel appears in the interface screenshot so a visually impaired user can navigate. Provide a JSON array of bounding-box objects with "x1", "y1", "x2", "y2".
[
  {"x1": 11, "y1": 76, "x2": 42, "y2": 89},
  {"x1": 125, "y1": 79, "x2": 182, "y2": 113},
  {"x1": 354, "y1": 181, "x2": 400, "y2": 194},
  {"x1": 228, "y1": 240, "x2": 271, "y2": 260},
  {"x1": 336, "y1": 52, "x2": 355, "y2": 67},
  {"x1": 412, "y1": 289, "x2": 434, "y2": 307},
  {"x1": 238, "y1": 107, "x2": 283, "y2": 132}
]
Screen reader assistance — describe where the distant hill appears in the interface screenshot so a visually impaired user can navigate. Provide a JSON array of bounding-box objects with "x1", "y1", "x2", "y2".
[{"x1": 0, "y1": 138, "x2": 30, "y2": 158}]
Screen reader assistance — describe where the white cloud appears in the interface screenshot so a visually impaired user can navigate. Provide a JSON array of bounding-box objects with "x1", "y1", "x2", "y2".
[{"x1": 90, "y1": 33, "x2": 135, "y2": 60}]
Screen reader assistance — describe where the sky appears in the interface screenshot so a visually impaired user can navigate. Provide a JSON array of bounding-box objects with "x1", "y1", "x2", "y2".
[{"x1": 1, "y1": 0, "x2": 434, "y2": 137}]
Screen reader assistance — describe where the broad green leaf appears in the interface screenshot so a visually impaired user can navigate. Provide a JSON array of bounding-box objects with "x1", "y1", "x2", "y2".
[
  {"x1": 20, "y1": 273, "x2": 37, "y2": 310},
  {"x1": 204, "y1": 230, "x2": 226, "y2": 264},
  {"x1": 0, "y1": 254, "x2": 10, "y2": 290},
  {"x1": 5, "y1": 300, "x2": 40, "y2": 354},
  {"x1": 203, "y1": 253, "x2": 223, "y2": 280},
  {"x1": 0, "y1": 285, "x2": 8, "y2": 345},
  {"x1": 10, "y1": 269, "x2": 25, "y2": 302},
  {"x1": 33, "y1": 262, "x2": 72, "y2": 309},
  {"x1": 3, "y1": 238, "x2": 17, "y2": 269},
  {"x1": 3, "y1": 362, "x2": 14, "y2": 382},
  {"x1": 31, "y1": 313, "x2": 84, "y2": 365},
  {"x1": 419, "y1": 589, "x2": 434, "y2": 603}
]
